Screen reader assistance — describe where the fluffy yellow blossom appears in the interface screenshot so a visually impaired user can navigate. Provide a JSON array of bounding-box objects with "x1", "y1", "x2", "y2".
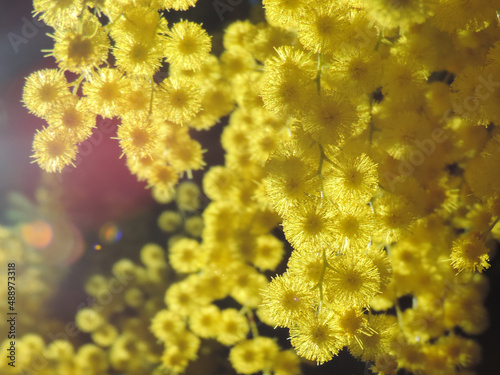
[
  {"x1": 160, "y1": 0, "x2": 198, "y2": 11},
  {"x1": 290, "y1": 310, "x2": 343, "y2": 365},
  {"x1": 150, "y1": 309, "x2": 185, "y2": 342},
  {"x1": 50, "y1": 11, "x2": 110, "y2": 74},
  {"x1": 324, "y1": 152, "x2": 379, "y2": 204},
  {"x1": 188, "y1": 304, "x2": 221, "y2": 339},
  {"x1": 348, "y1": 314, "x2": 396, "y2": 362},
  {"x1": 263, "y1": 0, "x2": 306, "y2": 27},
  {"x1": 298, "y1": 3, "x2": 348, "y2": 54},
  {"x1": 229, "y1": 339, "x2": 266, "y2": 374},
  {"x1": 282, "y1": 197, "x2": 337, "y2": 252},
  {"x1": 451, "y1": 231, "x2": 491, "y2": 273},
  {"x1": 45, "y1": 95, "x2": 95, "y2": 143},
  {"x1": 261, "y1": 65, "x2": 316, "y2": 117},
  {"x1": 261, "y1": 273, "x2": 315, "y2": 327},
  {"x1": 156, "y1": 76, "x2": 202, "y2": 125},
  {"x1": 264, "y1": 142, "x2": 321, "y2": 215},
  {"x1": 169, "y1": 238, "x2": 203, "y2": 273},
  {"x1": 117, "y1": 114, "x2": 159, "y2": 160},
  {"x1": 164, "y1": 20, "x2": 211, "y2": 71},
  {"x1": 111, "y1": 6, "x2": 168, "y2": 44},
  {"x1": 22, "y1": 69, "x2": 70, "y2": 118},
  {"x1": 272, "y1": 350, "x2": 302, "y2": 375},
  {"x1": 113, "y1": 35, "x2": 165, "y2": 77},
  {"x1": 157, "y1": 210, "x2": 183, "y2": 233},
  {"x1": 216, "y1": 308, "x2": 250, "y2": 346},
  {"x1": 146, "y1": 162, "x2": 179, "y2": 191},
  {"x1": 325, "y1": 253, "x2": 381, "y2": 308},
  {"x1": 33, "y1": 0, "x2": 81, "y2": 28},
  {"x1": 83, "y1": 68, "x2": 127, "y2": 118},
  {"x1": 31, "y1": 127, "x2": 78, "y2": 173}
]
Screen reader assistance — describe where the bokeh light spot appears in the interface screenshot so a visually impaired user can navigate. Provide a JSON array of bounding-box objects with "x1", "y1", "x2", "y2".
[
  {"x1": 99, "y1": 222, "x2": 122, "y2": 244},
  {"x1": 21, "y1": 220, "x2": 53, "y2": 248}
]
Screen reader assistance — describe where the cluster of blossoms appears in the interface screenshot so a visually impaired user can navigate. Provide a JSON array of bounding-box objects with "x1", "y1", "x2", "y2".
[
  {"x1": 256, "y1": 0, "x2": 500, "y2": 371},
  {"x1": 1, "y1": 232, "x2": 171, "y2": 374},
  {"x1": 14, "y1": 0, "x2": 500, "y2": 374},
  {"x1": 23, "y1": 0, "x2": 231, "y2": 200},
  {"x1": 0, "y1": 222, "x2": 63, "y2": 342}
]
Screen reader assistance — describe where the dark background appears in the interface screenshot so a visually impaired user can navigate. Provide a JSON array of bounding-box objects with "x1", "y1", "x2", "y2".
[{"x1": 0, "y1": 1, "x2": 498, "y2": 374}]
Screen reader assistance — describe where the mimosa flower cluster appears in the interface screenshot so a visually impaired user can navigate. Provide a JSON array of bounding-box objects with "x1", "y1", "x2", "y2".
[
  {"x1": 14, "y1": 0, "x2": 500, "y2": 374},
  {"x1": 23, "y1": 0, "x2": 233, "y2": 200}
]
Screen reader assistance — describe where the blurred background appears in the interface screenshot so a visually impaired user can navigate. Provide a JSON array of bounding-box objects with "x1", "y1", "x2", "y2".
[{"x1": 0, "y1": 1, "x2": 499, "y2": 374}]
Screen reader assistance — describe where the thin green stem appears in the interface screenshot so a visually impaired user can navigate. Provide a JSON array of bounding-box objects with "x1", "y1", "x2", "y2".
[
  {"x1": 318, "y1": 143, "x2": 338, "y2": 168},
  {"x1": 245, "y1": 309, "x2": 259, "y2": 339},
  {"x1": 149, "y1": 79, "x2": 155, "y2": 115},
  {"x1": 70, "y1": 75, "x2": 85, "y2": 95},
  {"x1": 386, "y1": 244, "x2": 405, "y2": 332},
  {"x1": 368, "y1": 96, "x2": 375, "y2": 145},
  {"x1": 311, "y1": 249, "x2": 334, "y2": 313},
  {"x1": 316, "y1": 143, "x2": 326, "y2": 200},
  {"x1": 481, "y1": 216, "x2": 500, "y2": 241},
  {"x1": 315, "y1": 53, "x2": 324, "y2": 94},
  {"x1": 315, "y1": 143, "x2": 341, "y2": 200},
  {"x1": 317, "y1": 147, "x2": 325, "y2": 177}
]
